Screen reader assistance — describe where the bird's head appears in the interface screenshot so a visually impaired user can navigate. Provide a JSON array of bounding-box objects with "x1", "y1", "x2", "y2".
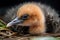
[{"x1": 7, "y1": 3, "x2": 45, "y2": 28}]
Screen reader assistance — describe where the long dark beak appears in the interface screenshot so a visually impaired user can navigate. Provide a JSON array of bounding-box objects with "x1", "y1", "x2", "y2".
[{"x1": 7, "y1": 17, "x2": 23, "y2": 27}]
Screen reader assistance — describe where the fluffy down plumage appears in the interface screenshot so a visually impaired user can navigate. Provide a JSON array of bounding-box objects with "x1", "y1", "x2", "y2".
[{"x1": 1, "y1": 2, "x2": 60, "y2": 35}]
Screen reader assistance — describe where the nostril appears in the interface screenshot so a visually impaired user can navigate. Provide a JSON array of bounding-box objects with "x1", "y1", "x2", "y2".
[
  {"x1": 13, "y1": 19, "x2": 17, "y2": 22},
  {"x1": 13, "y1": 20, "x2": 16, "y2": 22}
]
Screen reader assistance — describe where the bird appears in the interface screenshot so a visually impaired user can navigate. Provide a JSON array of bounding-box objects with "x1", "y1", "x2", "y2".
[{"x1": 5, "y1": 2, "x2": 60, "y2": 34}]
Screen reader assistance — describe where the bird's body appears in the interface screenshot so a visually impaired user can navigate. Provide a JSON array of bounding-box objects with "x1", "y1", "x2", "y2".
[{"x1": 1, "y1": 2, "x2": 60, "y2": 34}]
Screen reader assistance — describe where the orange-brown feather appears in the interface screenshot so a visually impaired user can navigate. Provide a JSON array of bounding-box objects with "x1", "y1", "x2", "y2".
[{"x1": 17, "y1": 3, "x2": 46, "y2": 34}]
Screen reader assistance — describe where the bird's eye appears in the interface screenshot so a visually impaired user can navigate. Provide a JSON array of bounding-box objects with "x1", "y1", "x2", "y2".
[{"x1": 21, "y1": 14, "x2": 29, "y2": 20}]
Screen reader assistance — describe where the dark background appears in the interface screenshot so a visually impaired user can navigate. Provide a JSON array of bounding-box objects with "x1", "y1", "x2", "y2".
[{"x1": 0, "y1": 0, "x2": 60, "y2": 16}]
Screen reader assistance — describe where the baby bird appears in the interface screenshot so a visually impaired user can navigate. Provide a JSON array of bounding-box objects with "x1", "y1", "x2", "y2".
[
  {"x1": 6, "y1": 2, "x2": 60, "y2": 34},
  {"x1": 7, "y1": 3, "x2": 46, "y2": 34}
]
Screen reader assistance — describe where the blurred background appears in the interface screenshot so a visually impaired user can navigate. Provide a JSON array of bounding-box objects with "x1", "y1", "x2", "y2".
[{"x1": 0, "y1": 0, "x2": 60, "y2": 17}]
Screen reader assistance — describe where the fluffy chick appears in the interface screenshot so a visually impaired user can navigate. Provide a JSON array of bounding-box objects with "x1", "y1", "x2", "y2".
[
  {"x1": 6, "y1": 2, "x2": 60, "y2": 34},
  {"x1": 7, "y1": 3, "x2": 46, "y2": 34}
]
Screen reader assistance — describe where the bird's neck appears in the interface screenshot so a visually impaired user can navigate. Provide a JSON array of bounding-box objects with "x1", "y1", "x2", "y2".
[{"x1": 29, "y1": 21, "x2": 46, "y2": 34}]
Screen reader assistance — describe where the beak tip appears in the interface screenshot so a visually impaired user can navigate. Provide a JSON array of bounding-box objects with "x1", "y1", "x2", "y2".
[{"x1": 6, "y1": 24, "x2": 11, "y2": 27}]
